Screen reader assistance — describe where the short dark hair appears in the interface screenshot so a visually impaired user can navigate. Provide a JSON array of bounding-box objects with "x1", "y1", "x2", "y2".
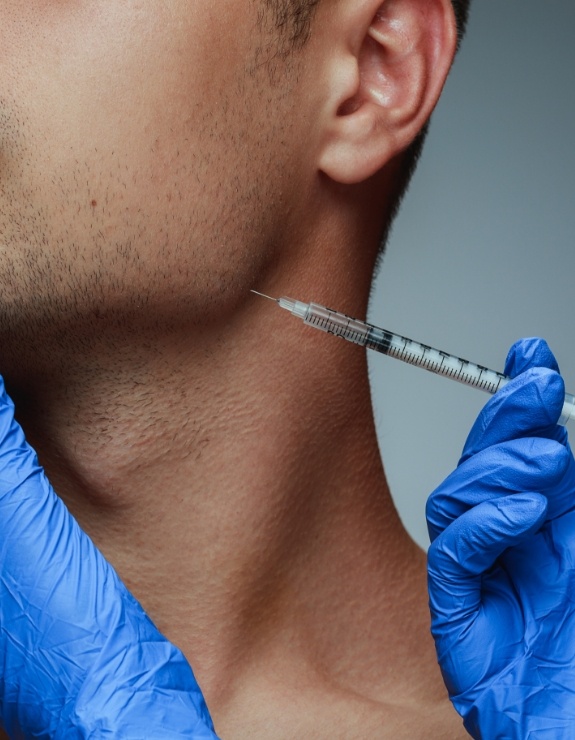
[{"x1": 452, "y1": 0, "x2": 472, "y2": 49}]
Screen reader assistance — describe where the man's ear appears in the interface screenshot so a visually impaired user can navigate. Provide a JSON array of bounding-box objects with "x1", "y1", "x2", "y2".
[{"x1": 317, "y1": 0, "x2": 457, "y2": 185}]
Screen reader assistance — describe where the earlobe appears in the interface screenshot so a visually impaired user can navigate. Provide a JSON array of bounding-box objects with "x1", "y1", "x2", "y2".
[{"x1": 318, "y1": 0, "x2": 457, "y2": 185}]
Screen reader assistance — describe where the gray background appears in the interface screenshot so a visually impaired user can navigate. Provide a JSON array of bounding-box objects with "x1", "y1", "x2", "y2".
[{"x1": 368, "y1": 1, "x2": 575, "y2": 548}]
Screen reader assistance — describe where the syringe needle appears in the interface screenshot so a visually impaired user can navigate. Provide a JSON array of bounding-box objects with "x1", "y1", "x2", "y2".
[{"x1": 250, "y1": 290, "x2": 279, "y2": 303}]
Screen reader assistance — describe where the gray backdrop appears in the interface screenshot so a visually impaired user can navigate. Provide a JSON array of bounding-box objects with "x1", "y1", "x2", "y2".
[{"x1": 369, "y1": 1, "x2": 575, "y2": 548}]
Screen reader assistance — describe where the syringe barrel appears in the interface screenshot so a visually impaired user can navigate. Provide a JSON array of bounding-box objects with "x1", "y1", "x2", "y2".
[
  {"x1": 302, "y1": 303, "x2": 370, "y2": 346},
  {"x1": 559, "y1": 393, "x2": 575, "y2": 426},
  {"x1": 285, "y1": 296, "x2": 575, "y2": 428},
  {"x1": 365, "y1": 325, "x2": 508, "y2": 394}
]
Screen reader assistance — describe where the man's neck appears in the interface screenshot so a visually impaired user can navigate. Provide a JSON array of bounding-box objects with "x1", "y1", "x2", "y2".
[{"x1": 8, "y1": 287, "x2": 448, "y2": 729}]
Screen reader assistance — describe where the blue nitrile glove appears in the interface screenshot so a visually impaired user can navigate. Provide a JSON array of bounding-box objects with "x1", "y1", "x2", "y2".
[
  {"x1": 427, "y1": 338, "x2": 575, "y2": 739},
  {"x1": 0, "y1": 377, "x2": 218, "y2": 739}
]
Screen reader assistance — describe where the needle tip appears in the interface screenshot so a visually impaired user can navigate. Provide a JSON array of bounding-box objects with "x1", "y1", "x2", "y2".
[{"x1": 251, "y1": 289, "x2": 278, "y2": 302}]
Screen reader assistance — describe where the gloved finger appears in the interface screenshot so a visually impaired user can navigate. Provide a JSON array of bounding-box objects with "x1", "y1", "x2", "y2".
[
  {"x1": 0, "y1": 378, "x2": 217, "y2": 738},
  {"x1": 428, "y1": 492, "x2": 547, "y2": 636},
  {"x1": 504, "y1": 337, "x2": 560, "y2": 378},
  {"x1": 427, "y1": 437, "x2": 571, "y2": 542},
  {"x1": 460, "y1": 367, "x2": 566, "y2": 465},
  {"x1": 504, "y1": 340, "x2": 568, "y2": 453}
]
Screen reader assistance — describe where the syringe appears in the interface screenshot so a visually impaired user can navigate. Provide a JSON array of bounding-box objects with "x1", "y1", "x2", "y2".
[{"x1": 251, "y1": 290, "x2": 575, "y2": 426}]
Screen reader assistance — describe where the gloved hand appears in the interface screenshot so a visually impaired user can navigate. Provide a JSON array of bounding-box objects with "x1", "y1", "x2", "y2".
[
  {"x1": 427, "y1": 338, "x2": 575, "y2": 739},
  {"x1": 0, "y1": 377, "x2": 218, "y2": 738}
]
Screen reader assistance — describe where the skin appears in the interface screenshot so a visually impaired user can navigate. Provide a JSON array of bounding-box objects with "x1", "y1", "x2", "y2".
[{"x1": 0, "y1": 0, "x2": 466, "y2": 737}]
